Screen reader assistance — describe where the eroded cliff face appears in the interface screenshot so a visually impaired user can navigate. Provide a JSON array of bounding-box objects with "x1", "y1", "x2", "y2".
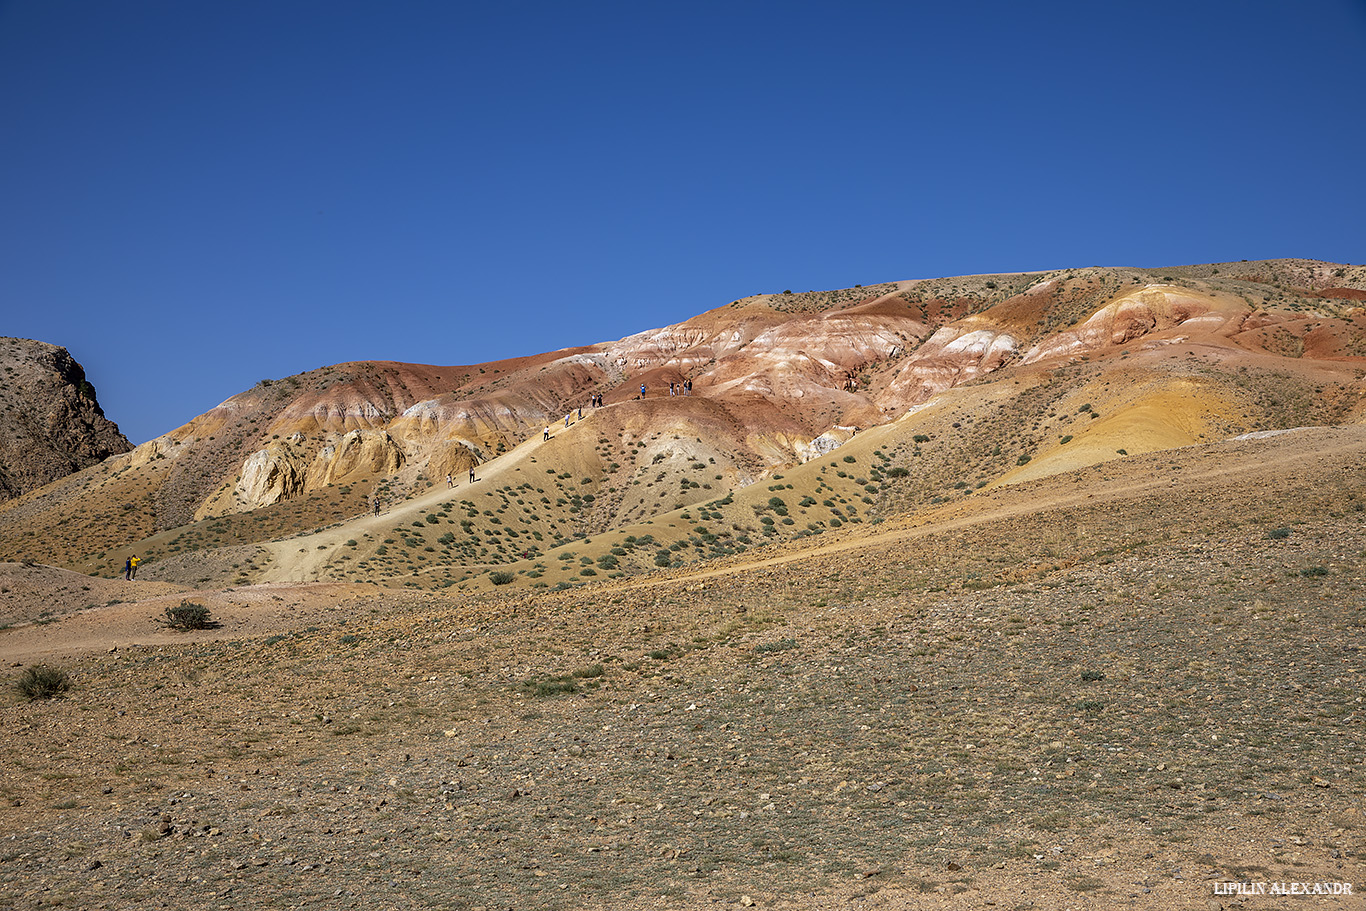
[
  {"x1": 194, "y1": 429, "x2": 410, "y2": 518},
  {"x1": 0, "y1": 338, "x2": 130, "y2": 500}
]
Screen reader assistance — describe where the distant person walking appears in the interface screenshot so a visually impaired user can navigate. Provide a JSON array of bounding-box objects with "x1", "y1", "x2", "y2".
[
  {"x1": 373, "y1": 498, "x2": 380, "y2": 516},
  {"x1": 446, "y1": 474, "x2": 453, "y2": 488},
  {"x1": 640, "y1": 383, "x2": 646, "y2": 398},
  {"x1": 564, "y1": 413, "x2": 571, "y2": 428},
  {"x1": 544, "y1": 426, "x2": 551, "y2": 441},
  {"x1": 469, "y1": 466, "x2": 476, "y2": 484},
  {"x1": 124, "y1": 555, "x2": 141, "y2": 581}
]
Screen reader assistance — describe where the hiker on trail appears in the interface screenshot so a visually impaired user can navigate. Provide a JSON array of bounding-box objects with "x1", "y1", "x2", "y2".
[
  {"x1": 446, "y1": 474, "x2": 453, "y2": 488},
  {"x1": 469, "y1": 466, "x2": 476, "y2": 483},
  {"x1": 373, "y1": 498, "x2": 380, "y2": 516},
  {"x1": 127, "y1": 555, "x2": 141, "y2": 580},
  {"x1": 577, "y1": 405, "x2": 582, "y2": 419},
  {"x1": 685, "y1": 379, "x2": 692, "y2": 395},
  {"x1": 564, "y1": 413, "x2": 570, "y2": 428},
  {"x1": 544, "y1": 426, "x2": 550, "y2": 441},
  {"x1": 640, "y1": 383, "x2": 646, "y2": 398}
]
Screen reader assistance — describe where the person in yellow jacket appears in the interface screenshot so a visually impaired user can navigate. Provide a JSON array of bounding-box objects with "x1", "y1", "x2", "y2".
[{"x1": 124, "y1": 555, "x2": 141, "y2": 581}]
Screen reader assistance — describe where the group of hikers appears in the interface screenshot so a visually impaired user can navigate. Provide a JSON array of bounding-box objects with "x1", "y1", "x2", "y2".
[
  {"x1": 632, "y1": 379, "x2": 693, "y2": 400},
  {"x1": 122, "y1": 555, "x2": 140, "y2": 580}
]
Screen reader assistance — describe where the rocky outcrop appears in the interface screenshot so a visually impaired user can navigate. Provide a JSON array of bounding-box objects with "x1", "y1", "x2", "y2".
[
  {"x1": 198, "y1": 429, "x2": 408, "y2": 516},
  {"x1": 234, "y1": 443, "x2": 310, "y2": 511},
  {"x1": 304, "y1": 429, "x2": 405, "y2": 488},
  {"x1": 0, "y1": 338, "x2": 130, "y2": 500},
  {"x1": 796, "y1": 427, "x2": 857, "y2": 462}
]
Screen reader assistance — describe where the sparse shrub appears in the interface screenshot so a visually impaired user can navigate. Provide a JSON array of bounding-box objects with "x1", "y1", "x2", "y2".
[
  {"x1": 15, "y1": 665, "x2": 70, "y2": 701},
  {"x1": 654, "y1": 551, "x2": 672, "y2": 567},
  {"x1": 843, "y1": 455, "x2": 856, "y2": 463},
  {"x1": 1016, "y1": 455, "x2": 1032, "y2": 466},
  {"x1": 1300, "y1": 565, "x2": 1329, "y2": 577},
  {"x1": 524, "y1": 676, "x2": 578, "y2": 697},
  {"x1": 887, "y1": 466, "x2": 909, "y2": 478},
  {"x1": 163, "y1": 600, "x2": 211, "y2": 630},
  {"x1": 913, "y1": 434, "x2": 930, "y2": 443},
  {"x1": 1079, "y1": 669, "x2": 1106, "y2": 681},
  {"x1": 489, "y1": 571, "x2": 515, "y2": 585},
  {"x1": 1267, "y1": 527, "x2": 1291, "y2": 540}
]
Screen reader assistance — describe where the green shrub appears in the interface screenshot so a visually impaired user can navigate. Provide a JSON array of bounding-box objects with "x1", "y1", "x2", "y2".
[
  {"x1": 163, "y1": 600, "x2": 211, "y2": 630},
  {"x1": 489, "y1": 571, "x2": 515, "y2": 585},
  {"x1": 1267, "y1": 527, "x2": 1291, "y2": 540},
  {"x1": 654, "y1": 551, "x2": 672, "y2": 567},
  {"x1": 15, "y1": 665, "x2": 70, "y2": 701},
  {"x1": 523, "y1": 676, "x2": 578, "y2": 697}
]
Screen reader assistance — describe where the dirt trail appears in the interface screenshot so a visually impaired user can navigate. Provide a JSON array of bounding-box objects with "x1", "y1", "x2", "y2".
[
  {"x1": 0, "y1": 582, "x2": 373, "y2": 663},
  {"x1": 258, "y1": 423, "x2": 558, "y2": 582}
]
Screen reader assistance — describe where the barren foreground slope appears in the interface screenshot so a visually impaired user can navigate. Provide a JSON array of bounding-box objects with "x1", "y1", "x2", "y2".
[{"x1": 2, "y1": 424, "x2": 1361, "y2": 910}]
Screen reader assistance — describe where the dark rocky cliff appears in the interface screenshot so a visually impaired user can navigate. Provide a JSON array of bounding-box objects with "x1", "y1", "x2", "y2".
[{"x1": 0, "y1": 337, "x2": 131, "y2": 500}]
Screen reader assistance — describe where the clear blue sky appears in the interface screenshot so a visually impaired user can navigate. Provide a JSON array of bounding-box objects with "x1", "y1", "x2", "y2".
[{"x1": 3, "y1": 1, "x2": 1363, "y2": 444}]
